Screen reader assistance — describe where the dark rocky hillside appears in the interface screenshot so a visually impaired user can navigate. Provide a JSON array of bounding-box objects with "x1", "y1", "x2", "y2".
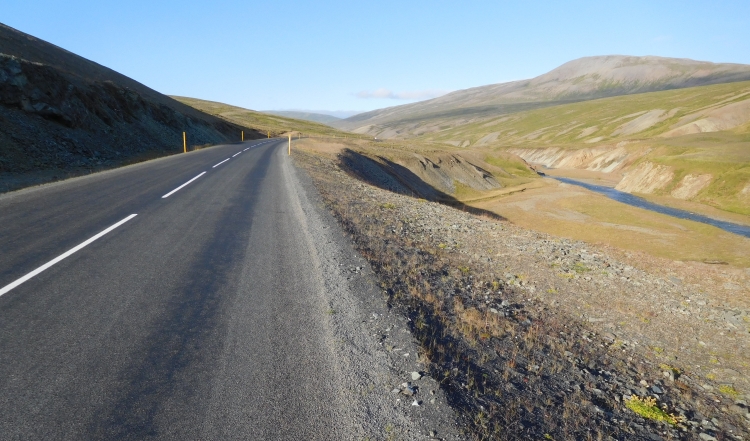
[{"x1": 0, "y1": 23, "x2": 259, "y2": 180}]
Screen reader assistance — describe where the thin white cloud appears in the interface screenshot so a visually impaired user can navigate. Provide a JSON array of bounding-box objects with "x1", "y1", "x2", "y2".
[
  {"x1": 653, "y1": 35, "x2": 673, "y2": 43},
  {"x1": 355, "y1": 88, "x2": 451, "y2": 100},
  {"x1": 356, "y1": 88, "x2": 396, "y2": 99}
]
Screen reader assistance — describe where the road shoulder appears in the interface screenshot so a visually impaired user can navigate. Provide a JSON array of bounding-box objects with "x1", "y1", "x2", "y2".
[{"x1": 283, "y1": 148, "x2": 464, "y2": 440}]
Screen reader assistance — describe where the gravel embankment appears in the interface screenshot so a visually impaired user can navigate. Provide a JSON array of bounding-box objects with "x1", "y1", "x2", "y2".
[{"x1": 294, "y1": 147, "x2": 750, "y2": 441}]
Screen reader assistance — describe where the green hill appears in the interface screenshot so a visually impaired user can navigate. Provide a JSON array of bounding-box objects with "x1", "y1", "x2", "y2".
[
  {"x1": 426, "y1": 81, "x2": 750, "y2": 216},
  {"x1": 332, "y1": 56, "x2": 750, "y2": 139},
  {"x1": 424, "y1": 80, "x2": 750, "y2": 147}
]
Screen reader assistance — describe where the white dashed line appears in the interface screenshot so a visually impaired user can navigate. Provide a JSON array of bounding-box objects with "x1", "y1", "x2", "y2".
[
  {"x1": 212, "y1": 159, "x2": 230, "y2": 168},
  {"x1": 162, "y1": 172, "x2": 206, "y2": 198},
  {"x1": 232, "y1": 152, "x2": 241, "y2": 157},
  {"x1": 0, "y1": 214, "x2": 138, "y2": 297}
]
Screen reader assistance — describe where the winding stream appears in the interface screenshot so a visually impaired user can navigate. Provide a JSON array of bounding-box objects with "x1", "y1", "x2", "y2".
[{"x1": 551, "y1": 176, "x2": 750, "y2": 238}]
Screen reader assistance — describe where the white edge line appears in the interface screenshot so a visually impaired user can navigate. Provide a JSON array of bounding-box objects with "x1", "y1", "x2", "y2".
[
  {"x1": 212, "y1": 158, "x2": 230, "y2": 168},
  {"x1": 0, "y1": 214, "x2": 138, "y2": 297},
  {"x1": 162, "y1": 171, "x2": 206, "y2": 198}
]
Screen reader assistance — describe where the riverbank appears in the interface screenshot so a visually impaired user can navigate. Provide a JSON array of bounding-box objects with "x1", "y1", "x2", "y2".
[
  {"x1": 551, "y1": 177, "x2": 750, "y2": 238},
  {"x1": 535, "y1": 166, "x2": 750, "y2": 229}
]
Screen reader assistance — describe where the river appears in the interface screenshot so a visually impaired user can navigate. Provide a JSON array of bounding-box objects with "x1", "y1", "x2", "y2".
[{"x1": 551, "y1": 176, "x2": 750, "y2": 238}]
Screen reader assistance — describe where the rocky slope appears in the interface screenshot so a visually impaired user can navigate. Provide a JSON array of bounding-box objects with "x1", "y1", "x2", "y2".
[
  {"x1": 334, "y1": 56, "x2": 750, "y2": 139},
  {"x1": 0, "y1": 23, "x2": 256, "y2": 181},
  {"x1": 509, "y1": 139, "x2": 750, "y2": 215},
  {"x1": 510, "y1": 145, "x2": 636, "y2": 175}
]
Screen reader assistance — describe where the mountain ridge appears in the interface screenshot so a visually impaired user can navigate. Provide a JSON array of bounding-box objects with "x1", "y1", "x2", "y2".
[{"x1": 333, "y1": 55, "x2": 750, "y2": 138}]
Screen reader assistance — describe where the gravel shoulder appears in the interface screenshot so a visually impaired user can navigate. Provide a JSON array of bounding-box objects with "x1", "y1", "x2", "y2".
[{"x1": 282, "y1": 149, "x2": 464, "y2": 440}]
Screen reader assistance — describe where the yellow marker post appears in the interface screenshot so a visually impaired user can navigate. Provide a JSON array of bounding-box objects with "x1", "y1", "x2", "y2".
[
  {"x1": 267, "y1": 131, "x2": 270, "y2": 138},
  {"x1": 241, "y1": 131, "x2": 244, "y2": 142},
  {"x1": 183, "y1": 132, "x2": 187, "y2": 153},
  {"x1": 288, "y1": 134, "x2": 291, "y2": 156}
]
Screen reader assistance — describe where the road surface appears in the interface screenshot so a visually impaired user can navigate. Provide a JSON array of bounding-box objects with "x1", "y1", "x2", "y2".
[{"x1": 0, "y1": 139, "x2": 360, "y2": 439}]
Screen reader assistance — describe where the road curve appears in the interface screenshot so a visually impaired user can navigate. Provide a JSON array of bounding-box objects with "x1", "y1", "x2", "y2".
[{"x1": 0, "y1": 140, "x2": 362, "y2": 439}]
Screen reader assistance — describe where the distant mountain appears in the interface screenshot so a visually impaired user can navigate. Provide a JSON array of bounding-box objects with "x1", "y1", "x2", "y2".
[
  {"x1": 0, "y1": 22, "x2": 256, "y2": 176},
  {"x1": 173, "y1": 97, "x2": 344, "y2": 137},
  {"x1": 332, "y1": 55, "x2": 750, "y2": 138},
  {"x1": 263, "y1": 111, "x2": 341, "y2": 125}
]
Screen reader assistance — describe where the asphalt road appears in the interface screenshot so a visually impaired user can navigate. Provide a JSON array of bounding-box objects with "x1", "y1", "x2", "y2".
[{"x1": 0, "y1": 140, "x2": 356, "y2": 439}]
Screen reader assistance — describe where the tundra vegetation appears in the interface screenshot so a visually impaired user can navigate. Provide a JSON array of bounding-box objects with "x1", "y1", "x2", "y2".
[{"x1": 331, "y1": 83, "x2": 750, "y2": 267}]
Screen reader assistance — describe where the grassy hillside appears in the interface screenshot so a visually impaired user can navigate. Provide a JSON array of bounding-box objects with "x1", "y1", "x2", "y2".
[
  {"x1": 422, "y1": 81, "x2": 750, "y2": 216},
  {"x1": 333, "y1": 56, "x2": 750, "y2": 138},
  {"x1": 424, "y1": 80, "x2": 750, "y2": 147},
  {"x1": 172, "y1": 97, "x2": 353, "y2": 138},
  {"x1": 317, "y1": 79, "x2": 750, "y2": 260}
]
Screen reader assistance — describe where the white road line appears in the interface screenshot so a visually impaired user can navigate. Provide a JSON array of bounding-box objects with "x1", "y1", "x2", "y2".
[
  {"x1": 0, "y1": 214, "x2": 138, "y2": 297},
  {"x1": 232, "y1": 152, "x2": 241, "y2": 157},
  {"x1": 212, "y1": 159, "x2": 230, "y2": 168},
  {"x1": 162, "y1": 172, "x2": 206, "y2": 198}
]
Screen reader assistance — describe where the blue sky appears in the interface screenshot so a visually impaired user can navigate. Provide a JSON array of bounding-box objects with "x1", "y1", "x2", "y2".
[{"x1": 4, "y1": 0, "x2": 750, "y2": 115}]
